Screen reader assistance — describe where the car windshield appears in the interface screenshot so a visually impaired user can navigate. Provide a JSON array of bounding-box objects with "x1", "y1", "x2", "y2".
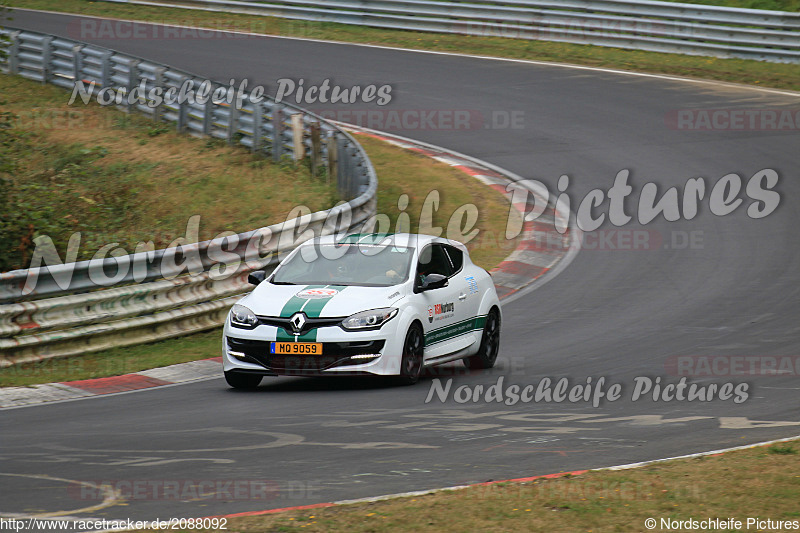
[{"x1": 271, "y1": 244, "x2": 415, "y2": 287}]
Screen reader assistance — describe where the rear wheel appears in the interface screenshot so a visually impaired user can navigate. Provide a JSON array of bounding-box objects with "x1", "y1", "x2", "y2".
[
  {"x1": 464, "y1": 308, "x2": 500, "y2": 370},
  {"x1": 398, "y1": 323, "x2": 424, "y2": 385},
  {"x1": 224, "y1": 371, "x2": 262, "y2": 389}
]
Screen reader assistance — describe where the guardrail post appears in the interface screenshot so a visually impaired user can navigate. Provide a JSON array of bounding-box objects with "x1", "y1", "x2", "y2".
[
  {"x1": 71, "y1": 44, "x2": 83, "y2": 85},
  {"x1": 153, "y1": 67, "x2": 166, "y2": 122},
  {"x1": 177, "y1": 77, "x2": 189, "y2": 132},
  {"x1": 41, "y1": 36, "x2": 53, "y2": 84},
  {"x1": 310, "y1": 122, "x2": 321, "y2": 178},
  {"x1": 100, "y1": 49, "x2": 112, "y2": 89},
  {"x1": 347, "y1": 144, "x2": 355, "y2": 198},
  {"x1": 326, "y1": 132, "x2": 337, "y2": 186},
  {"x1": 8, "y1": 31, "x2": 20, "y2": 75},
  {"x1": 177, "y1": 100, "x2": 187, "y2": 133},
  {"x1": 271, "y1": 102, "x2": 283, "y2": 162},
  {"x1": 127, "y1": 59, "x2": 140, "y2": 112},
  {"x1": 203, "y1": 84, "x2": 214, "y2": 136},
  {"x1": 337, "y1": 135, "x2": 348, "y2": 198},
  {"x1": 251, "y1": 101, "x2": 262, "y2": 154},
  {"x1": 354, "y1": 150, "x2": 364, "y2": 196},
  {"x1": 226, "y1": 102, "x2": 238, "y2": 145},
  {"x1": 291, "y1": 113, "x2": 305, "y2": 161},
  {"x1": 360, "y1": 155, "x2": 369, "y2": 194}
]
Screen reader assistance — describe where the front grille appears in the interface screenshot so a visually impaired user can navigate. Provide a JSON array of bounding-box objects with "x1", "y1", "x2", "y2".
[
  {"x1": 256, "y1": 315, "x2": 345, "y2": 336},
  {"x1": 227, "y1": 337, "x2": 385, "y2": 374}
]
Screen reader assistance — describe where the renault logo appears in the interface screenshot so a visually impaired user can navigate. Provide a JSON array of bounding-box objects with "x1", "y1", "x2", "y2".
[{"x1": 290, "y1": 312, "x2": 307, "y2": 333}]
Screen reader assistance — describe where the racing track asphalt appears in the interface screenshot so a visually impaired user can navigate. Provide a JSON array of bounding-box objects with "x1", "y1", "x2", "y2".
[{"x1": 2, "y1": 9, "x2": 799, "y2": 525}]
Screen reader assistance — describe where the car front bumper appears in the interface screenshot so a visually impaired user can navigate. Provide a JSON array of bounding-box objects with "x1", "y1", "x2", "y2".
[{"x1": 222, "y1": 320, "x2": 406, "y2": 376}]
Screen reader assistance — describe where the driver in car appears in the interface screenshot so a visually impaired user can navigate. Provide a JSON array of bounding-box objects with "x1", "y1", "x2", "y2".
[{"x1": 385, "y1": 252, "x2": 409, "y2": 284}]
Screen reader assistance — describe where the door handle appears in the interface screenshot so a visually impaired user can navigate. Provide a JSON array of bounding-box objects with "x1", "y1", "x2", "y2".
[{"x1": 458, "y1": 293, "x2": 467, "y2": 300}]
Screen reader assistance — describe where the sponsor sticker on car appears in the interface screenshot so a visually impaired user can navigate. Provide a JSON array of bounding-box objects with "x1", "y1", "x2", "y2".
[
  {"x1": 465, "y1": 276, "x2": 479, "y2": 294},
  {"x1": 429, "y1": 302, "x2": 455, "y2": 323},
  {"x1": 295, "y1": 288, "x2": 339, "y2": 299}
]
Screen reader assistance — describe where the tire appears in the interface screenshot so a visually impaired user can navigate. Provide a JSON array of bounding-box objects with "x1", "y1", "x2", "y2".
[
  {"x1": 397, "y1": 322, "x2": 424, "y2": 385},
  {"x1": 224, "y1": 371, "x2": 262, "y2": 389},
  {"x1": 464, "y1": 308, "x2": 500, "y2": 370}
]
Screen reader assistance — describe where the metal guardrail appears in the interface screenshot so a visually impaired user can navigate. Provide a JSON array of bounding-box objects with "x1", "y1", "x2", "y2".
[
  {"x1": 98, "y1": 0, "x2": 800, "y2": 63},
  {"x1": 0, "y1": 28, "x2": 378, "y2": 366}
]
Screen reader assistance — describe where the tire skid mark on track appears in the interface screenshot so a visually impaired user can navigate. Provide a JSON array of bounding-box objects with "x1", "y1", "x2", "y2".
[{"x1": 0, "y1": 472, "x2": 123, "y2": 519}]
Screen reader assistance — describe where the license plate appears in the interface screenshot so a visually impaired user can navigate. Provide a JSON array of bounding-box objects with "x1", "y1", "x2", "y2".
[{"x1": 270, "y1": 342, "x2": 322, "y2": 355}]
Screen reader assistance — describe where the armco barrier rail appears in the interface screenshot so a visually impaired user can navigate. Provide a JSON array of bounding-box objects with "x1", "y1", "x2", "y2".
[
  {"x1": 0, "y1": 28, "x2": 378, "y2": 366},
  {"x1": 97, "y1": 0, "x2": 800, "y2": 63}
]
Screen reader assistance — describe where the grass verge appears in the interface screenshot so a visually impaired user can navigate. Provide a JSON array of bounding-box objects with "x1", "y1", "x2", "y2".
[
  {"x1": 4, "y1": 0, "x2": 800, "y2": 92},
  {"x1": 0, "y1": 72, "x2": 338, "y2": 271},
  {"x1": 0, "y1": 330, "x2": 223, "y2": 387},
  {"x1": 0, "y1": 81, "x2": 518, "y2": 387},
  {"x1": 186, "y1": 440, "x2": 800, "y2": 532}
]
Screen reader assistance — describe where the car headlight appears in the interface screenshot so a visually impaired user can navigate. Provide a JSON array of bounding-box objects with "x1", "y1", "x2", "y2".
[
  {"x1": 340, "y1": 308, "x2": 398, "y2": 331},
  {"x1": 230, "y1": 304, "x2": 258, "y2": 328}
]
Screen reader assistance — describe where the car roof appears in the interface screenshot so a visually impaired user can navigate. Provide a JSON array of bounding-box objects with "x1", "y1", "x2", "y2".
[{"x1": 305, "y1": 233, "x2": 467, "y2": 252}]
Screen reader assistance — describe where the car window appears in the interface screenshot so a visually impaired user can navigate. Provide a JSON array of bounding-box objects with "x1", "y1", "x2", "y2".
[
  {"x1": 416, "y1": 244, "x2": 454, "y2": 280},
  {"x1": 272, "y1": 245, "x2": 414, "y2": 287},
  {"x1": 443, "y1": 245, "x2": 463, "y2": 273}
]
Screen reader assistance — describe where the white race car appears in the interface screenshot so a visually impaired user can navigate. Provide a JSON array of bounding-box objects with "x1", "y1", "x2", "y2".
[{"x1": 222, "y1": 233, "x2": 501, "y2": 387}]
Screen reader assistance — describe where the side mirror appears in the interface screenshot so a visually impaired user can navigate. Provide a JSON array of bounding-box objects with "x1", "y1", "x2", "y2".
[
  {"x1": 419, "y1": 273, "x2": 448, "y2": 292},
  {"x1": 248, "y1": 270, "x2": 267, "y2": 286}
]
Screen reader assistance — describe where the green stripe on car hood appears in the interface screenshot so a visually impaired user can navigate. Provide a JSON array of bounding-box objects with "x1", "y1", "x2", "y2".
[{"x1": 275, "y1": 285, "x2": 347, "y2": 342}]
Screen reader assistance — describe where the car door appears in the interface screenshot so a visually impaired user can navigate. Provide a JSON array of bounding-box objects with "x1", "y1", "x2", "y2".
[
  {"x1": 415, "y1": 243, "x2": 476, "y2": 360},
  {"x1": 442, "y1": 244, "x2": 482, "y2": 345}
]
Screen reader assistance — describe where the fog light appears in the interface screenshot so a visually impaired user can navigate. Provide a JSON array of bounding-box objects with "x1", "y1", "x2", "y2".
[{"x1": 229, "y1": 350, "x2": 247, "y2": 360}]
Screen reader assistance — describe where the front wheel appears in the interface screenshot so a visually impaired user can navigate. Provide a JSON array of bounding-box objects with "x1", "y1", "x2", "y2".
[
  {"x1": 464, "y1": 308, "x2": 500, "y2": 370},
  {"x1": 224, "y1": 371, "x2": 262, "y2": 389},
  {"x1": 397, "y1": 323, "x2": 424, "y2": 385}
]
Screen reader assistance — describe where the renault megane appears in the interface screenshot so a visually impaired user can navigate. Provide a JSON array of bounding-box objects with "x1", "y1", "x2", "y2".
[{"x1": 222, "y1": 233, "x2": 501, "y2": 387}]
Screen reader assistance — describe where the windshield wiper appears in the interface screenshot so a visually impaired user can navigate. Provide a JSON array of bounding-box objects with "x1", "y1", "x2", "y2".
[{"x1": 270, "y1": 281, "x2": 296, "y2": 285}]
